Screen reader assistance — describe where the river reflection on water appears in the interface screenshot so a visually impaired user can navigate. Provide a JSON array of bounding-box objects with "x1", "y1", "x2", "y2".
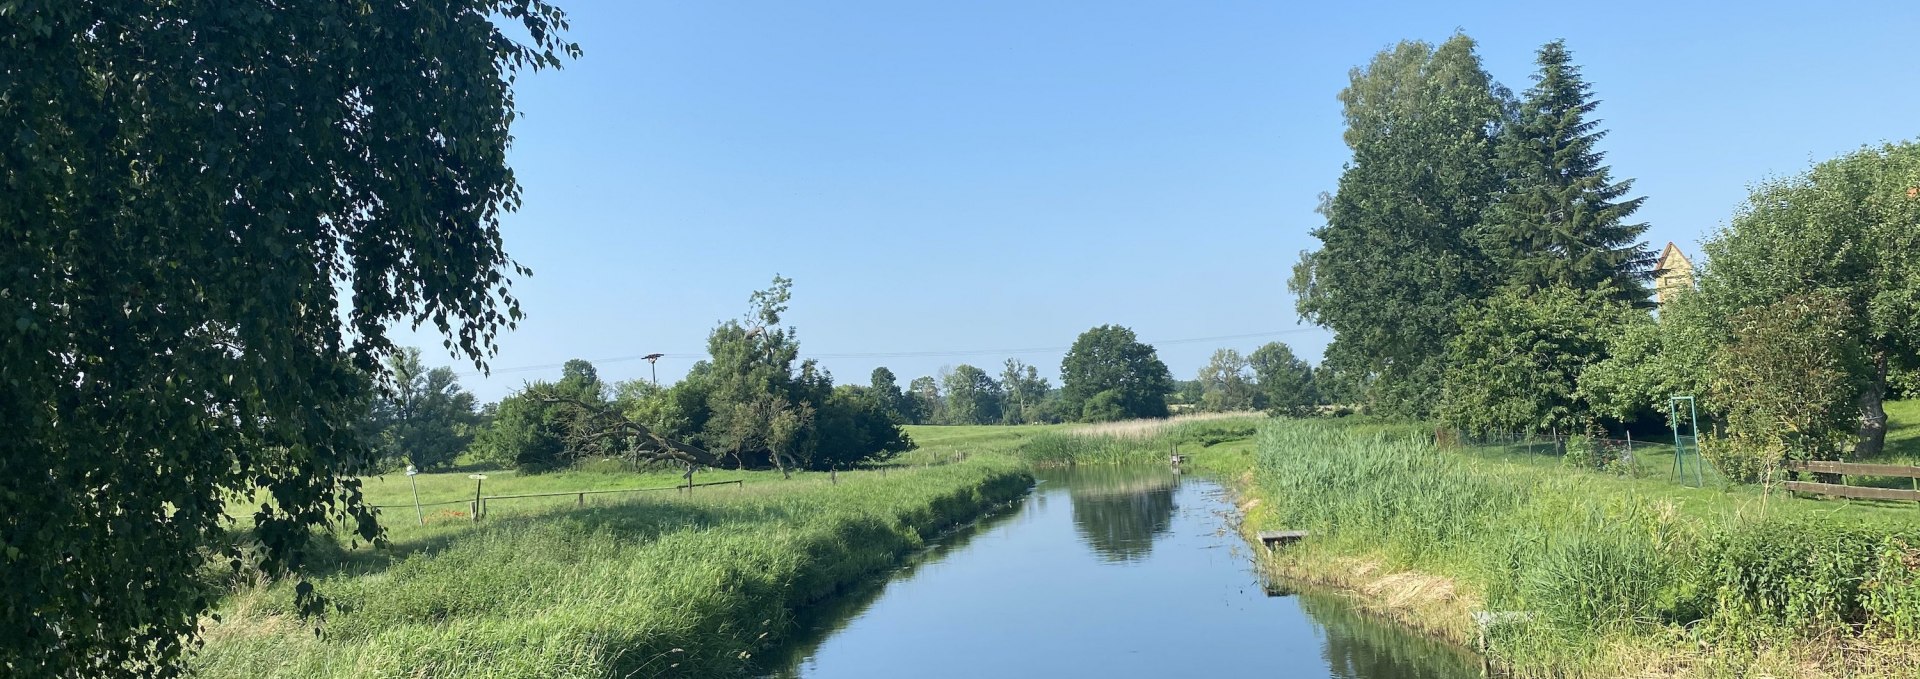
[{"x1": 761, "y1": 466, "x2": 1482, "y2": 678}]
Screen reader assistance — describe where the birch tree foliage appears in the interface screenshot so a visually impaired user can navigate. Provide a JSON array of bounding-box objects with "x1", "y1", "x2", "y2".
[{"x1": 1, "y1": 2, "x2": 578, "y2": 675}]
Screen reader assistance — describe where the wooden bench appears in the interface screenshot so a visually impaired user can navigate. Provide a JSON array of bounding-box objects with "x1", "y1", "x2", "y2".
[{"x1": 1783, "y1": 460, "x2": 1920, "y2": 502}]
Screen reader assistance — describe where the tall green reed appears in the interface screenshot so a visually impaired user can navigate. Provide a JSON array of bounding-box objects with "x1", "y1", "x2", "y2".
[{"x1": 1250, "y1": 419, "x2": 1920, "y2": 672}]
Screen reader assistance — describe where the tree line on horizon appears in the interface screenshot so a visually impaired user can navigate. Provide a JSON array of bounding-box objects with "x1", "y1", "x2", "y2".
[
  {"x1": 1296, "y1": 33, "x2": 1920, "y2": 475},
  {"x1": 358, "y1": 279, "x2": 1343, "y2": 474}
]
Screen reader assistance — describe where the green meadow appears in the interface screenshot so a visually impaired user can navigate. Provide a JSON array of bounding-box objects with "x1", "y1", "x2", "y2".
[{"x1": 191, "y1": 453, "x2": 1028, "y2": 678}]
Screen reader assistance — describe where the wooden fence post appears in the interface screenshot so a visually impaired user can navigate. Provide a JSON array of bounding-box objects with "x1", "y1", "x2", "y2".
[{"x1": 468, "y1": 474, "x2": 487, "y2": 521}]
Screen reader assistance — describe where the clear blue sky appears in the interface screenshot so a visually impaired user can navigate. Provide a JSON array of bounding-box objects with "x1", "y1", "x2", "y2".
[{"x1": 403, "y1": 0, "x2": 1920, "y2": 401}]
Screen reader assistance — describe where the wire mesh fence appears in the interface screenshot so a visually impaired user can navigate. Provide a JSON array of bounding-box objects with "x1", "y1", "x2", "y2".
[{"x1": 1436, "y1": 427, "x2": 1714, "y2": 482}]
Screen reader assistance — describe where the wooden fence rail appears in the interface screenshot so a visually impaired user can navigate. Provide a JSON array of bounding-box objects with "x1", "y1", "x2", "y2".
[
  {"x1": 1787, "y1": 460, "x2": 1920, "y2": 478},
  {"x1": 375, "y1": 479, "x2": 749, "y2": 517},
  {"x1": 1782, "y1": 460, "x2": 1920, "y2": 502},
  {"x1": 371, "y1": 498, "x2": 474, "y2": 510},
  {"x1": 477, "y1": 479, "x2": 745, "y2": 517}
]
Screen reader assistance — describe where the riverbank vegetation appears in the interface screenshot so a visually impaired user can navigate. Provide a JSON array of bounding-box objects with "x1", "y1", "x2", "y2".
[
  {"x1": 1015, "y1": 413, "x2": 1267, "y2": 466},
  {"x1": 1237, "y1": 419, "x2": 1920, "y2": 677},
  {"x1": 191, "y1": 455, "x2": 1030, "y2": 678}
]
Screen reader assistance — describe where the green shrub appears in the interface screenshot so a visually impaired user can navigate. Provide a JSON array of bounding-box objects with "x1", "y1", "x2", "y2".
[
  {"x1": 1699, "y1": 435, "x2": 1774, "y2": 484},
  {"x1": 1081, "y1": 389, "x2": 1128, "y2": 422},
  {"x1": 1863, "y1": 537, "x2": 1920, "y2": 638},
  {"x1": 1559, "y1": 434, "x2": 1601, "y2": 470},
  {"x1": 1690, "y1": 517, "x2": 1920, "y2": 640}
]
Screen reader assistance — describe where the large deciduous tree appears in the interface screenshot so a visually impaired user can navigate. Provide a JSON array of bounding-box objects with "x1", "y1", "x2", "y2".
[
  {"x1": 1196, "y1": 349, "x2": 1256, "y2": 412},
  {"x1": 942, "y1": 364, "x2": 1003, "y2": 425},
  {"x1": 1290, "y1": 34, "x2": 1509, "y2": 417},
  {"x1": 999, "y1": 358, "x2": 1052, "y2": 424},
  {"x1": 1476, "y1": 40, "x2": 1653, "y2": 304},
  {"x1": 1694, "y1": 142, "x2": 1920, "y2": 458},
  {"x1": 0, "y1": 2, "x2": 577, "y2": 675},
  {"x1": 471, "y1": 358, "x2": 608, "y2": 471},
  {"x1": 603, "y1": 277, "x2": 910, "y2": 470},
  {"x1": 907, "y1": 375, "x2": 942, "y2": 425},
  {"x1": 1249, "y1": 342, "x2": 1317, "y2": 416},
  {"x1": 868, "y1": 367, "x2": 913, "y2": 423},
  {"x1": 1708, "y1": 293, "x2": 1867, "y2": 480},
  {"x1": 369, "y1": 348, "x2": 480, "y2": 471},
  {"x1": 1059, "y1": 325, "x2": 1174, "y2": 421},
  {"x1": 700, "y1": 276, "x2": 809, "y2": 468}
]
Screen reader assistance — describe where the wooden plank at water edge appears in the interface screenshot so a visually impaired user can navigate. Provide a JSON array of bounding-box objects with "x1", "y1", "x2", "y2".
[
  {"x1": 1783, "y1": 481, "x2": 1920, "y2": 502},
  {"x1": 1786, "y1": 460, "x2": 1920, "y2": 478},
  {"x1": 1258, "y1": 530, "x2": 1308, "y2": 549}
]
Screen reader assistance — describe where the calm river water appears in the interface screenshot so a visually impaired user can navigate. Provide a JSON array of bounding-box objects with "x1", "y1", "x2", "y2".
[{"x1": 761, "y1": 466, "x2": 1482, "y2": 678}]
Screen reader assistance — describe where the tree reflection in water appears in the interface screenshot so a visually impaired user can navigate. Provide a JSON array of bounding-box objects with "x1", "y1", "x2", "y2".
[
  {"x1": 1059, "y1": 466, "x2": 1180, "y2": 563},
  {"x1": 1298, "y1": 590, "x2": 1483, "y2": 679},
  {"x1": 761, "y1": 466, "x2": 1487, "y2": 679}
]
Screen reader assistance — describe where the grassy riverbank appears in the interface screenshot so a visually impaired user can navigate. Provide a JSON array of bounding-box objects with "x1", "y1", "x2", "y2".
[
  {"x1": 191, "y1": 456, "x2": 1030, "y2": 678},
  {"x1": 190, "y1": 412, "x2": 1919, "y2": 678},
  {"x1": 1233, "y1": 419, "x2": 1920, "y2": 677},
  {"x1": 1011, "y1": 412, "x2": 1267, "y2": 466}
]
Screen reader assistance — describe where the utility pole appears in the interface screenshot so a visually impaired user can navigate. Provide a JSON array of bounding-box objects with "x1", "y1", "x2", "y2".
[{"x1": 643, "y1": 353, "x2": 664, "y2": 386}]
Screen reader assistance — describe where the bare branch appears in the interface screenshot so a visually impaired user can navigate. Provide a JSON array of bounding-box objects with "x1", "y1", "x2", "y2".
[{"x1": 534, "y1": 392, "x2": 717, "y2": 466}]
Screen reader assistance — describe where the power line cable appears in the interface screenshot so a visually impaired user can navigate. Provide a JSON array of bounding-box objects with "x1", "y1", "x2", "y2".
[{"x1": 456, "y1": 328, "x2": 1323, "y2": 378}]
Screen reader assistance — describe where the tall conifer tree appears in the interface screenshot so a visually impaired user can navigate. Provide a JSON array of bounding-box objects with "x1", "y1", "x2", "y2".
[{"x1": 1478, "y1": 40, "x2": 1653, "y2": 303}]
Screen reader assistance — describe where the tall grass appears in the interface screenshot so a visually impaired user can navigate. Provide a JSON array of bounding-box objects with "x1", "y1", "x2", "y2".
[
  {"x1": 1017, "y1": 414, "x2": 1268, "y2": 466},
  {"x1": 191, "y1": 458, "x2": 1031, "y2": 678},
  {"x1": 1068, "y1": 411, "x2": 1263, "y2": 438},
  {"x1": 1251, "y1": 420, "x2": 1920, "y2": 675}
]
